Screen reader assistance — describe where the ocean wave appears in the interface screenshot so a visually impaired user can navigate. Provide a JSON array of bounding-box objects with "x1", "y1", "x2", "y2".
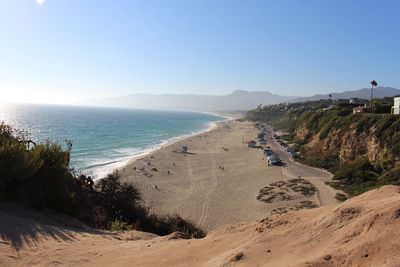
[
  {"x1": 85, "y1": 160, "x2": 123, "y2": 169},
  {"x1": 85, "y1": 118, "x2": 225, "y2": 180}
]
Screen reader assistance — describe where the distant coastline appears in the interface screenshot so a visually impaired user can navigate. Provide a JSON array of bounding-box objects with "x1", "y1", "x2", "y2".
[
  {"x1": 105, "y1": 115, "x2": 231, "y2": 180},
  {"x1": 0, "y1": 103, "x2": 227, "y2": 179},
  {"x1": 71, "y1": 110, "x2": 231, "y2": 179}
]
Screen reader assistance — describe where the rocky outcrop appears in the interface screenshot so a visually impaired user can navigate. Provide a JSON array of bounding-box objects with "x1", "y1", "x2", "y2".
[
  {"x1": 338, "y1": 125, "x2": 382, "y2": 162},
  {"x1": 296, "y1": 123, "x2": 310, "y2": 141},
  {"x1": 296, "y1": 121, "x2": 384, "y2": 164}
]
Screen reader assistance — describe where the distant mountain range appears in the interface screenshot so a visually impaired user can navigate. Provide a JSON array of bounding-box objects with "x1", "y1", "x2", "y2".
[
  {"x1": 81, "y1": 90, "x2": 295, "y2": 111},
  {"x1": 80, "y1": 86, "x2": 400, "y2": 112},
  {"x1": 294, "y1": 86, "x2": 400, "y2": 102}
]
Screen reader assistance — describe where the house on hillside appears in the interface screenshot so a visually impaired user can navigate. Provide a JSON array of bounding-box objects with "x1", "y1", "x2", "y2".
[
  {"x1": 392, "y1": 97, "x2": 400, "y2": 115},
  {"x1": 322, "y1": 105, "x2": 333, "y2": 111},
  {"x1": 353, "y1": 104, "x2": 369, "y2": 114}
]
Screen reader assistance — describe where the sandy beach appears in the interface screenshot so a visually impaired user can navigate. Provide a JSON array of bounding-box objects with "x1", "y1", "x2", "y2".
[{"x1": 120, "y1": 120, "x2": 341, "y2": 231}]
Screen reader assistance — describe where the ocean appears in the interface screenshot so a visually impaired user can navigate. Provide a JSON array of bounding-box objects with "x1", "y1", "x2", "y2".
[{"x1": 0, "y1": 104, "x2": 225, "y2": 178}]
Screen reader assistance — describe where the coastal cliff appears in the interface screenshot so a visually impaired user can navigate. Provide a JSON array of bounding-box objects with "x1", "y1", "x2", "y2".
[
  {"x1": 296, "y1": 111, "x2": 400, "y2": 164},
  {"x1": 296, "y1": 114, "x2": 391, "y2": 163},
  {"x1": 247, "y1": 99, "x2": 400, "y2": 195}
]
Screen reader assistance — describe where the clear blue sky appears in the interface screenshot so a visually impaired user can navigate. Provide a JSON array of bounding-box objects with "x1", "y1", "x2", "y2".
[{"x1": 0, "y1": 0, "x2": 399, "y2": 104}]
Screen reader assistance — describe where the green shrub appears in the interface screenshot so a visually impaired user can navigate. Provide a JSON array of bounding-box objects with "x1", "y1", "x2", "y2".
[
  {"x1": 333, "y1": 159, "x2": 381, "y2": 195},
  {"x1": 94, "y1": 172, "x2": 205, "y2": 237},
  {"x1": 334, "y1": 159, "x2": 379, "y2": 182},
  {"x1": 335, "y1": 193, "x2": 348, "y2": 202},
  {"x1": 108, "y1": 218, "x2": 134, "y2": 231},
  {"x1": 0, "y1": 123, "x2": 205, "y2": 238},
  {"x1": 22, "y1": 142, "x2": 77, "y2": 214},
  {"x1": 95, "y1": 171, "x2": 146, "y2": 226},
  {"x1": 0, "y1": 123, "x2": 77, "y2": 214},
  {"x1": 142, "y1": 213, "x2": 206, "y2": 238},
  {"x1": 0, "y1": 124, "x2": 40, "y2": 200},
  {"x1": 281, "y1": 133, "x2": 294, "y2": 142},
  {"x1": 376, "y1": 167, "x2": 400, "y2": 186},
  {"x1": 337, "y1": 109, "x2": 353, "y2": 116},
  {"x1": 302, "y1": 153, "x2": 340, "y2": 172}
]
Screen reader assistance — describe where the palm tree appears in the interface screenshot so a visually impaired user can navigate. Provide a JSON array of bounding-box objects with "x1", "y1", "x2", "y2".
[
  {"x1": 370, "y1": 80, "x2": 378, "y2": 112},
  {"x1": 328, "y1": 94, "x2": 332, "y2": 106}
]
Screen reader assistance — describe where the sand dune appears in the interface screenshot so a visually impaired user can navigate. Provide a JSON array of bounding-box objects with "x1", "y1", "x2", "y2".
[{"x1": 1, "y1": 186, "x2": 400, "y2": 266}]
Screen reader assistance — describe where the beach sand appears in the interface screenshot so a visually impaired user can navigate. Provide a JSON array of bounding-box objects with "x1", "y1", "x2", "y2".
[
  {"x1": 2, "y1": 186, "x2": 399, "y2": 267},
  {"x1": 120, "y1": 120, "x2": 341, "y2": 231}
]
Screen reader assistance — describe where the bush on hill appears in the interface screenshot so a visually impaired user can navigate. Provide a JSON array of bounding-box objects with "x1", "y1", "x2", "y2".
[
  {"x1": 376, "y1": 167, "x2": 400, "y2": 186},
  {"x1": 332, "y1": 159, "x2": 381, "y2": 195},
  {"x1": 0, "y1": 123, "x2": 205, "y2": 238},
  {"x1": 300, "y1": 153, "x2": 340, "y2": 173}
]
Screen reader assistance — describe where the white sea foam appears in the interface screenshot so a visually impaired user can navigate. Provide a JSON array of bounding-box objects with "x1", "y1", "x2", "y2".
[
  {"x1": 0, "y1": 103, "x2": 228, "y2": 181},
  {"x1": 90, "y1": 117, "x2": 227, "y2": 180}
]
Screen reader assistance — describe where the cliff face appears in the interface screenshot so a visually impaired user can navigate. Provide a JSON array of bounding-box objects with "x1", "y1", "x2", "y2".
[
  {"x1": 248, "y1": 101, "x2": 400, "y2": 166},
  {"x1": 339, "y1": 125, "x2": 382, "y2": 162},
  {"x1": 297, "y1": 118, "x2": 386, "y2": 164}
]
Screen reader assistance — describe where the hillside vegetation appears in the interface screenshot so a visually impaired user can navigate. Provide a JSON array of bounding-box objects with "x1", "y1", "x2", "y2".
[
  {"x1": 247, "y1": 98, "x2": 400, "y2": 196},
  {"x1": 0, "y1": 123, "x2": 204, "y2": 238}
]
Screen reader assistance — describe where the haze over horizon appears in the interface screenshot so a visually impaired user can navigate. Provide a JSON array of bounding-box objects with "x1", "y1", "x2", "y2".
[{"x1": 1, "y1": 0, "x2": 399, "y2": 105}]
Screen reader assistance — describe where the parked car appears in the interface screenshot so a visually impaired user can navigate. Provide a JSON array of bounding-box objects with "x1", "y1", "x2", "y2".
[
  {"x1": 267, "y1": 155, "x2": 281, "y2": 166},
  {"x1": 287, "y1": 148, "x2": 295, "y2": 153},
  {"x1": 264, "y1": 149, "x2": 273, "y2": 156},
  {"x1": 258, "y1": 132, "x2": 266, "y2": 139}
]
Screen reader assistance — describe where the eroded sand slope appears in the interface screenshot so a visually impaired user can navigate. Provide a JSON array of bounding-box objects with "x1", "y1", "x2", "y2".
[{"x1": 1, "y1": 186, "x2": 400, "y2": 267}]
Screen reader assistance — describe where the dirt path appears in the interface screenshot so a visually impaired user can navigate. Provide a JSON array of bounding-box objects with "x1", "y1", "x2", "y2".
[
  {"x1": 266, "y1": 125, "x2": 341, "y2": 206},
  {"x1": 197, "y1": 153, "x2": 218, "y2": 227}
]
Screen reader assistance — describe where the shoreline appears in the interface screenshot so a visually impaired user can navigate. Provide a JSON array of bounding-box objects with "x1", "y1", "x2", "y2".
[
  {"x1": 119, "y1": 119, "x2": 341, "y2": 231},
  {"x1": 92, "y1": 112, "x2": 233, "y2": 180}
]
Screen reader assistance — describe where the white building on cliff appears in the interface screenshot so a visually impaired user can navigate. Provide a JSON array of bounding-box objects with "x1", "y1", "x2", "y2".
[{"x1": 392, "y1": 97, "x2": 400, "y2": 115}]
